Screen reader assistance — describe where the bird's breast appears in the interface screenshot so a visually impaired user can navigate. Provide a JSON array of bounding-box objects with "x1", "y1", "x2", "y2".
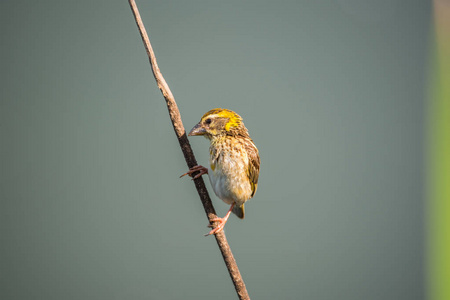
[{"x1": 208, "y1": 144, "x2": 252, "y2": 206}]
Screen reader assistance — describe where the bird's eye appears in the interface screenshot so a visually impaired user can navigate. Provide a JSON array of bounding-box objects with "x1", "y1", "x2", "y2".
[{"x1": 205, "y1": 118, "x2": 212, "y2": 125}]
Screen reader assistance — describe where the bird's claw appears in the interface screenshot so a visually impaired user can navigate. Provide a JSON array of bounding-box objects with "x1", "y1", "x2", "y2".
[
  {"x1": 204, "y1": 217, "x2": 226, "y2": 236},
  {"x1": 180, "y1": 165, "x2": 208, "y2": 179}
]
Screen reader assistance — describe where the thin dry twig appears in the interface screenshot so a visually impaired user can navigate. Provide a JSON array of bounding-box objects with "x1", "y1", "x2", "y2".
[{"x1": 128, "y1": 1, "x2": 250, "y2": 299}]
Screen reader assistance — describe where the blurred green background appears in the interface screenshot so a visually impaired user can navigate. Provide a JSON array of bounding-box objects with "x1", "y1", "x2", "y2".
[{"x1": 1, "y1": 0, "x2": 439, "y2": 299}]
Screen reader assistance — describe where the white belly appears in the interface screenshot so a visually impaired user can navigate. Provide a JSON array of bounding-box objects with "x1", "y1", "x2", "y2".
[{"x1": 208, "y1": 150, "x2": 252, "y2": 207}]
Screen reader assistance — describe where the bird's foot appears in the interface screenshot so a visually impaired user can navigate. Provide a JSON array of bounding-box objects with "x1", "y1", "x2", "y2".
[
  {"x1": 180, "y1": 165, "x2": 208, "y2": 180},
  {"x1": 204, "y1": 203, "x2": 235, "y2": 236},
  {"x1": 205, "y1": 217, "x2": 228, "y2": 236}
]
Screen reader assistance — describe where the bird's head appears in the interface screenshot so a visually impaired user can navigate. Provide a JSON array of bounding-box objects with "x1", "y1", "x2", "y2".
[{"x1": 188, "y1": 108, "x2": 248, "y2": 139}]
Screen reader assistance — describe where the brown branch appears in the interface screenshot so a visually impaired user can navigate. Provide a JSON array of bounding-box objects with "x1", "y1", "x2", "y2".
[{"x1": 128, "y1": 1, "x2": 250, "y2": 299}]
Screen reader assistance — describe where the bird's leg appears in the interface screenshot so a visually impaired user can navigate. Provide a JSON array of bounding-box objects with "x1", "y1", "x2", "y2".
[
  {"x1": 180, "y1": 165, "x2": 208, "y2": 179},
  {"x1": 205, "y1": 203, "x2": 235, "y2": 236}
]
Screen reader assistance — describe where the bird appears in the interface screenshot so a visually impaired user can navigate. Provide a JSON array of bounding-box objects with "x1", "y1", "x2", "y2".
[{"x1": 181, "y1": 108, "x2": 260, "y2": 236}]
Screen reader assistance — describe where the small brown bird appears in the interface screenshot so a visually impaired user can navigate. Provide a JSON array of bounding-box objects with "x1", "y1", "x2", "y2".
[{"x1": 181, "y1": 108, "x2": 260, "y2": 236}]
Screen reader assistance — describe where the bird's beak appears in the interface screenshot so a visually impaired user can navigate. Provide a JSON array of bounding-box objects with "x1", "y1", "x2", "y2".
[{"x1": 188, "y1": 122, "x2": 206, "y2": 136}]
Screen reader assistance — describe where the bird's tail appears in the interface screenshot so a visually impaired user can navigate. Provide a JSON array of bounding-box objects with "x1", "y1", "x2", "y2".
[{"x1": 232, "y1": 204, "x2": 245, "y2": 219}]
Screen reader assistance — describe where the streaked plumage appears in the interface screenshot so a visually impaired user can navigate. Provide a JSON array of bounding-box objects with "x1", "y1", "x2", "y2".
[{"x1": 182, "y1": 108, "x2": 260, "y2": 235}]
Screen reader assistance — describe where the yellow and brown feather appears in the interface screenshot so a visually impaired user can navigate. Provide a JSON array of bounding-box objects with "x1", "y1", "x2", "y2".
[{"x1": 190, "y1": 108, "x2": 260, "y2": 219}]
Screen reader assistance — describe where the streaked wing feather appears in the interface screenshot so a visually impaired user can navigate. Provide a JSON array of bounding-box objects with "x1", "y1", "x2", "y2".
[{"x1": 245, "y1": 139, "x2": 260, "y2": 197}]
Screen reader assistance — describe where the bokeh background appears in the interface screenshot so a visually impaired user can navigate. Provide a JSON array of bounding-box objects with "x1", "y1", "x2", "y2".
[{"x1": 2, "y1": 1, "x2": 446, "y2": 300}]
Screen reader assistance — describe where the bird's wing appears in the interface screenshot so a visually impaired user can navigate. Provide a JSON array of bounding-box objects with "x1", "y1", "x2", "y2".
[{"x1": 246, "y1": 139, "x2": 260, "y2": 197}]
